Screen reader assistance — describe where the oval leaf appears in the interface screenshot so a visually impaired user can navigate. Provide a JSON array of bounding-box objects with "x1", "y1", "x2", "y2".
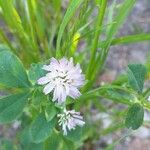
[
  {"x1": 127, "y1": 64, "x2": 147, "y2": 93},
  {"x1": 30, "y1": 113, "x2": 56, "y2": 143},
  {"x1": 125, "y1": 103, "x2": 144, "y2": 130},
  {"x1": 0, "y1": 48, "x2": 31, "y2": 88},
  {"x1": 0, "y1": 92, "x2": 30, "y2": 123},
  {"x1": 20, "y1": 127, "x2": 44, "y2": 150}
]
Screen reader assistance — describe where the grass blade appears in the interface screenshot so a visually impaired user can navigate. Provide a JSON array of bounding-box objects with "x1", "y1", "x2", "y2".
[
  {"x1": 83, "y1": 0, "x2": 136, "y2": 92},
  {"x1": 86, "y1": 0, "x2": 107, "y2": 79},
  {"x1": 56, "y1": 0, "x2": 83, "y2": 57},
  {"x1": 99, "y1": 34, "x2": 150, "y2": 48},
  {"x1": 111, "y1": 34, "x2": 150, "y2": 45}
]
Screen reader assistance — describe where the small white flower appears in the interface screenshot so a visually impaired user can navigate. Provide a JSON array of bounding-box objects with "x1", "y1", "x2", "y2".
[
  {"x1": 37, "y1": 57, "x2": 85, "y2": 104},
  {"x1": 58, "y1": 109, "x2": 85, "y2": 135}
]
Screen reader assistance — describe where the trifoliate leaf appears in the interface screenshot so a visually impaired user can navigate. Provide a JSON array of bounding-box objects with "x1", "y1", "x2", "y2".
[{"x1": 125, "y1": 103, "x2": 144, "y2": 130}]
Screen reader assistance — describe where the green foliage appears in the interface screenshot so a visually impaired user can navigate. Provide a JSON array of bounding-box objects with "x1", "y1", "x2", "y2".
[
  {"x1": 30, "y1": 113, "x2": 56, "y2": 143},
  {"x1": 56, "y1": 0, "x2": 83, "y2": 56},
  {"x1": 0, "y1": 46, "x2": 31, "y2": 88},
  {"x1": 20, "y1": 127, "x2": 44, "y2": 150},
  {"x1": 0, "y1": 92, "x2": 30, "y2": 123},
  {"x1": 66, "y1": 126, "x2": 83, "y2": 142},
  {"x1": 99, "y1": 87, "x2": 133, "y2": 105},
  {"x1": 32, "y1": 89, "x2": 46, "y2": 106},
  {"x1": 0, "y1": 0, "x2": 149, "y2": 149},
  {"x1": 28, "y1": 63, "x2": 46, "y2": 84},
  {"x1": 0, "y1": 138, "x2": 16, "y2": 150},
  {"x1": 106, "y1": 0, "x2": 136, "y2": 39},
  {"x1": 84, "y1": 0, "x2": 137, "y2": 91},
  {"x1": 127, "y1": 64, "x2": 147, "y2": 93},
  {"x1": 45, "y1": 104, "x2": 57, "y2": 122},
  {"x1": 45, "y1": 131, "x2": 75, "y2": 150},
  {"x1": 80, "y1": 85, "x2": 133, "y2": 105},
  {"x1": 111, "y1": 34, "x2": 150, "y2": 46},
  {"x1": 125, "y1": 103, "x2": 144, "y2": 130},
  {"x1": 0, "y1": 0, "x2": 24, "y2": 35}
]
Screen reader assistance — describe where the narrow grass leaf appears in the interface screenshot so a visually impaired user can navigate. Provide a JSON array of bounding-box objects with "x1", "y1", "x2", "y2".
[
  {"x1": 106, "y1": 0, "x2": 136, "y2": 40},
  {"x1": 0, "y1": 0, "x2": 25, "y2": 35},
  {"x1": 56, "y1": 0, "x2": 83, "y2": 56}
]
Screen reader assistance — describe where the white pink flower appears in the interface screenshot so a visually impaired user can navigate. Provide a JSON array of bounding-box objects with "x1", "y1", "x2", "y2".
[
  {"x1": 58, "y1": 109, "x2": 85, "y2": 135},
  {"x1": 37, "y1": 57, "x2": 85, "y2": 104}
]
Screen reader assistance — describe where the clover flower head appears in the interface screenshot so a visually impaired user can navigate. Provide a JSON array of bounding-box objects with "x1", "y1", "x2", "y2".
[
  {"x1": 57, "y1": 109, "x2": 85, "y2": 135},
  {"x1": 37, "y1": 57, "x2": 85, "y2": 104}
]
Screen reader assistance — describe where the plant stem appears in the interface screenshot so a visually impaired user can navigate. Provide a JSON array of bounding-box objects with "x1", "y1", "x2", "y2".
[
  {"x1": 86, "y1": 0, "x2": 107, "y2": 79},
  {"x1": 80, "y1": 85, "x2": 133, "y2": 105},
  {"x1": 100, "y1": 34, "x2": 150, "y2": 47}
]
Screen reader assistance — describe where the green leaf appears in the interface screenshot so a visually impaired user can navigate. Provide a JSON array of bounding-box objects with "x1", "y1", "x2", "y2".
[
  {"x1": 56, "y1": 0, "x2": 83, "y2": 56},
  {"x1": 61, "y1": 137, "x2": 75, "y2": 150},
  {"x1": 28, "y1": 63, "x2": 46, "y2": 84},
  {"x1": 0, "y1": 44, "x2": 10, "y2": 53},
  {"x1": 0, "y1": 91, "x2": 30, "y2": 123},
  {"x1": 107, "y1": 0, "x2": 136, "y2": 40},
  {"x1": 0, "y1": 138, "x2": 15, "y2": 150},
  {"x1": 30, "y1": 113, "x2": 56, "y2": 143},
  {"x1": 106, "y1": 0, "x2": 117, "y2": 36},
  {"x1": 111, "y1": 34, "x2": 150, "y2": 46},
  {"x1": 80, "y1": 85, "x2": 133, "y2": 105},
  {"x1": 0, "y1": 48, "x2": 31, "y2": 88},
  {"x1": 65, "y1": 125, "x2": 92, "y2": 149},
  {"x1": 101, "y1": 88, "x2": 133, "y2": 104},
  {"x1": 65, "y1": 126, "x2": 83, "y2": 142},
  {"x1": 92, "y1": 0, "x2": 136, "y2": 86},
  {"x1": 0, "y1": 0, "x2": 24, "y2": 35},
  {"x1": 125, "y1": 103, "x2": 144, "y2": 130},
  {"x1": 20, "y1": 127, "x2": 44, "y2": 150},
  {"x1": 100, "y1": 34, "x2": 150, "y2": 48},
  {"x1": 45, "y1": 104, "x2": 57, "y2": 122},
  {"x1": 45, "y1": 131, "x2": 75, "y2": 150},
  {"x1": 44, "y1": 131, "x2": 62, "y2": 150},
  {"x1": 127, "y1": 64, "x2": 147, "y2": 93},
  {"x1": 32, "y1": 89, "x2": 46, "y2": 106}
]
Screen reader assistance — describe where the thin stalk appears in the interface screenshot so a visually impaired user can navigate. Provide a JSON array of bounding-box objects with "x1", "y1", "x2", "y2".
[
  {"x1": 80, "y1": 85, "x2": 133, "y2": 105},
  {"x1": 107, "y1": 34, "x2": 150, "y2": 46},
  {"x1": 86, "y1": 0, "x2": 107, "y2": 79},
  {"x1": 27, "y1": 0, "x2": 41, "y2": 56},
  {"x1": 82, "y1": 43, "x2": 110, "y2": 92}
]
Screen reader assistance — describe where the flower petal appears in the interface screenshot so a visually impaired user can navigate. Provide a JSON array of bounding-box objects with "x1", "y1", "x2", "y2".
[
  {"x1": 37, "y1": 76, "x2": 49, "y2": 85},
  {"x1": 42, "y1": 65, "x2": 52, "y2": 71},
  {"x1": 43, "y1": 83, "x2": 54, "y2": 95},
  {"x1": 69, "y1": 87, "x2": 81, "y2": 99},
  {"x1": 52, "y1": 87, "x2": 58, "y2": 102}
]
